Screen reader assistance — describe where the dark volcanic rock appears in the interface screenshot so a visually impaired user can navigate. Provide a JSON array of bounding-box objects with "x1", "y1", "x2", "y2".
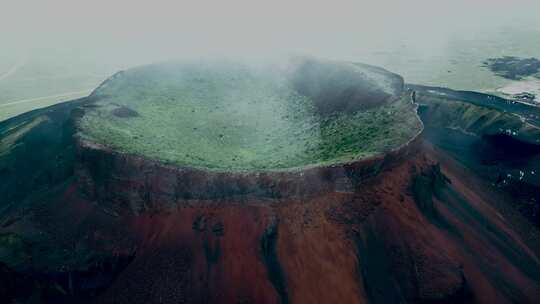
[
  {"x1": 513, "y1": 92, "x2": 536, "y2": 101},
  {"x1": 482, "y1": 56, "x2": 540, "y2": 80}
]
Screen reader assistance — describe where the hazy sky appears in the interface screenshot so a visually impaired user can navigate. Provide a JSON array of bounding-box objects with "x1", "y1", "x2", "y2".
[{"x1": 3, "y1": 0, "x2": 540, "y2": 63}]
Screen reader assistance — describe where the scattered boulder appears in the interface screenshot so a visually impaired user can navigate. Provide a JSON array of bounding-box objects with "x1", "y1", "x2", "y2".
[{"x1": 111, "y1": 106, "x2": 139, "y2": 118}]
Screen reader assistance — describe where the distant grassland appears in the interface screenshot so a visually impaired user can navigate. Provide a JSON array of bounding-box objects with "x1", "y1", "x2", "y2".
[{"x1": 79, "y1": 62, "x2": 421, "y2": 171}]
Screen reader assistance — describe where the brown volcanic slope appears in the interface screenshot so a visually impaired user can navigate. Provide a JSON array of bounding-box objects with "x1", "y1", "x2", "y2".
[
  {"x1": 0, "y1": 61, "x2": 540, "y2": 303},
  {"x1": 89, "y1": 143, "x2": 539, "y2": 304}
]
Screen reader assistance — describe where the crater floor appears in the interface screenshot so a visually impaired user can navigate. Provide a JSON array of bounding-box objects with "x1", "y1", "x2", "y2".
[{"x1": 77, "y1": 59, "x2": 421, "y2": 171}]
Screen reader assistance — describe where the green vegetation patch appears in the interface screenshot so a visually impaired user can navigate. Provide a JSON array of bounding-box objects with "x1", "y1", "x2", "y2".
[{"x1": 78, "y1": 61, "x2": 421, "y2": 171}]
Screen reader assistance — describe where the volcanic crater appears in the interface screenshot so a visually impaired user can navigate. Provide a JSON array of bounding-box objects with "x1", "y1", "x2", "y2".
[
  {"x1": 1, "y1": 57, "x2": 539, "y2": 304},
  {"x1": 75, "y1": 58, "x2": 422, "y2": 201},
  {"x1": 77, "y1": 58, "x2": 420, "y2": 171}
]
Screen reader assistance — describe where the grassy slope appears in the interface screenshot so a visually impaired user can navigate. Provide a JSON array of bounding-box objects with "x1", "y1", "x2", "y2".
[{"x1": 79, "y1": 63, "x2": 421, "y2": 171}]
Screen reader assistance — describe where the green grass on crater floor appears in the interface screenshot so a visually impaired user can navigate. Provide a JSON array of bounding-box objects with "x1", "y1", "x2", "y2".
[{"x1": 78, "y1": 62, "x2": 421, "y2": 171}]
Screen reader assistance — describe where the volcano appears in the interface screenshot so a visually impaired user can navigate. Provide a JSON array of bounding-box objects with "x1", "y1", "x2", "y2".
[{"x1": 1, "y1": 57, "x2": 539, "y2": 304}]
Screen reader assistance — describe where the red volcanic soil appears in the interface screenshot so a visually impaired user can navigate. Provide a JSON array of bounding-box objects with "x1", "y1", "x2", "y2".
[{"x1": 69, "y1": 140, "x2": 538, "y2": 304}]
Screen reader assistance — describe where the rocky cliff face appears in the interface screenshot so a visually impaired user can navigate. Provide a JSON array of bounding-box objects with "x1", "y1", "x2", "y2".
[{"x1": 74, "y1": 129, "x2": 423, "y2": 215}]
